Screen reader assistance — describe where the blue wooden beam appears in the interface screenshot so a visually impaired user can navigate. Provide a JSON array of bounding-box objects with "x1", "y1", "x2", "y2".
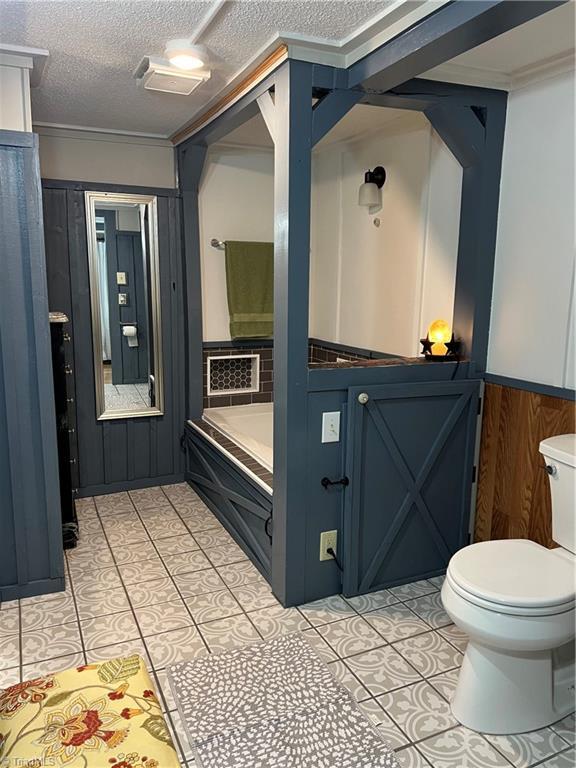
[
  {"x1": 425, "y1": 105, "x2": 485, "y2": 167},
  {"x1": 178, "y1": 143, "x2": 207, "y2": 419},
  {"x1": 311, "y1": 89, "x2": 364, "y2": 147},
  {"x1": 361, "y1": 77, "x2": 507, "y2": 112},
  {"x1": 272, "y1": 60, "x2": 314, "y2": 606},
  {"x1": 348, "y1": 1, "x2": 567, "y2": 91},
  {"x1": 179, "y1": 70, "x2": 278, "y2": 148},
  {"x1": 452, "y1": 93, "x2": 507, "y2": 368}
]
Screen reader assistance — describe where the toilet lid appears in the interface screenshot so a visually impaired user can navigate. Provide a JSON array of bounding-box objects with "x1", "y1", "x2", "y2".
[{"x1": 448, "y1": 540, "x2": 575, "y2": 610}]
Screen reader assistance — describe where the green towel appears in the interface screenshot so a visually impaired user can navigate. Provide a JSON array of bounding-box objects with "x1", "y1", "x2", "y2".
[{"x1": 225, "y1": 241, "x2": 274, "y2": 339}]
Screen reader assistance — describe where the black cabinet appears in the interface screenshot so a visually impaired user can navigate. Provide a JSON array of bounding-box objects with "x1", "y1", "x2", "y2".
[{"x1": 50, "y1": 314, "x2": 78, "y2": 548}]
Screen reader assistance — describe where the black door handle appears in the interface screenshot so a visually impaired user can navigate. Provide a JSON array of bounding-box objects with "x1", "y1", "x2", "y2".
[{"x1": 321, "y1": 476, "x2": 349, "y2": 490}]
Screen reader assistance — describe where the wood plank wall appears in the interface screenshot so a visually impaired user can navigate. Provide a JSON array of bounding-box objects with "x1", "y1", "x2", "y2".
[
  {"x1": 475, "y1": 383, "x2": 576, "y2": 547},
  {"x1": 42, "y1": 183, "x2": 186, "y2": 496}
]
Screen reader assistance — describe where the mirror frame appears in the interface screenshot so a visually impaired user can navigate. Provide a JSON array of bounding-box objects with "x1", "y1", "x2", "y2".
[{"x1": 85, "y1": 190, "x2": 164, "y2": 420}]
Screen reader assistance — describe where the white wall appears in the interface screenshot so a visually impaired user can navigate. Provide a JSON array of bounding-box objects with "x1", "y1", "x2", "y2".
[
  {"x1": 199, "y1": 147, "x2": 274, "y2": 341},
  {"x1": 310, "y1": 115, "x2": 462, "y2": 357},
  {"x1": 36, "y1": 126, "x2": 176, "y2": 188},
  {"x1": 198, "y1": 120, "x2": 462, "y2": 350},
  {"x1": 487, "y1": 68, "x2": 576, "y2": 389}
]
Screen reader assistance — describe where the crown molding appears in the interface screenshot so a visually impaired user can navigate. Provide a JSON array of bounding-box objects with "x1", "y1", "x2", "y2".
[
  {"x1": 421, "y1": 49, "x2": 574, "y2": 92},
  {"x1": 510, "y1": 50, "x2": 574, "y2": 91},
  {"x1": 33, "y1": 123, "x2": 172, "y2": 144}
]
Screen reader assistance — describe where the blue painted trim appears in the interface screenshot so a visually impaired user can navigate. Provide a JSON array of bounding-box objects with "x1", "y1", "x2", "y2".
[
  {"x1": 0, "y1": 129, "x2": 35, "y2": 147},
  {"x1": 180, "y1": 71, "x2": 278, "y2": 148},
  {"x1": 425, "y1": 105, "x2": 485, "y2": 168},
  {"x1": 484, "y1": 374, "x2": 576, "y2": 402},
  {"x1": 272, "y1": 60, "x2": 314, "y2": 606},
  {"x1": 308, "y1": 361, "x2": 477, "y2": 392},
  {"x1": 77, "y1": 473, "x2": 185, "y2": 498},
  {"x1": 179, "y1": 144, "x2": 207, "y2": 420},
  {"x1": 1, "y1": 576, "x2": 66, "y2": 603},
  {"x1": 42, "y1": 178, "x2": 179, "y2": 198},
  {"x1": 311, "y1": 89, "x2": 363, "y2": 147}
]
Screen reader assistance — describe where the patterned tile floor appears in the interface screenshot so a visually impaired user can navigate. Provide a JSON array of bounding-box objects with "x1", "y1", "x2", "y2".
[{"x1": 1, "y1": 483, "x2": 574, "y2": 767}]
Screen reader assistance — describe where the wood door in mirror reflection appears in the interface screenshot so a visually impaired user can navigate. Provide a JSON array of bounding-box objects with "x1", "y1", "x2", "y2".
[{"x1": 85, "y1": 191, "x2": 164, "y2": 419}]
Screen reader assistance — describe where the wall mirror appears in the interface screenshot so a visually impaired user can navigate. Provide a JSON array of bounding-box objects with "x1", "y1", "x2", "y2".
[{"x1": 85, "y1": 191, "x2": 164, "y2": 420}]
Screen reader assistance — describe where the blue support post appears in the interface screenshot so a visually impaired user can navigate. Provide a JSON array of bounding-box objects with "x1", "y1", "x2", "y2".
[
  {"x1": 272, "y1": 60, "x2": 314, "y2": 606},
  {"x1": 178, "y1": 143, "x2": 207, "y2": 419}
]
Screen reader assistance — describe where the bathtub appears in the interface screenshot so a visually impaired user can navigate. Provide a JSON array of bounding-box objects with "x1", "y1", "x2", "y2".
[{"x1": 202, "y1": 402, "x2": 273, "y2": 473}]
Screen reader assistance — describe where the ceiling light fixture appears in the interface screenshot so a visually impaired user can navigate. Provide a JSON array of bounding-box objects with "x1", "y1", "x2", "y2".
[{"x1": 164, "y1": 39, "x2": 206, "y2": 70}]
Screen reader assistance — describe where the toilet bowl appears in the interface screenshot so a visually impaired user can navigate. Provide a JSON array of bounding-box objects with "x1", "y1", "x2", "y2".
[{"x1": 442, "y1": 434, "x2": 576, "y2": 735}]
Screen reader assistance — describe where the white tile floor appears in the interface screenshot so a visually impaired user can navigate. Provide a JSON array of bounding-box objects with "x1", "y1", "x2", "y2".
[{"x1": 0, "y1": 483, "x2": 574, "y2": 767}]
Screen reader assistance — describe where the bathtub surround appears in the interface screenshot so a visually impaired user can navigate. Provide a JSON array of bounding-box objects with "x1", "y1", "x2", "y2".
[
  {"x1": 185, "y1": 421, "x2": 273, "y2": 582},
  {"x1": 203, "y1": 344, "x2": 273, "y2": 409},
  {"x1": 190, "y1": 416, "x2": 274, "y2": 491},
  {"x1": 202, "y1": 338, "x2": 390, "y2": 409}
]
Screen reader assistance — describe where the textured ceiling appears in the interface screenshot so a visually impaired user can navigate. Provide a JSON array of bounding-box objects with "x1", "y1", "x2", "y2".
[{"x1": 0, "y1": 0, "x2": 388, "y2": 136}]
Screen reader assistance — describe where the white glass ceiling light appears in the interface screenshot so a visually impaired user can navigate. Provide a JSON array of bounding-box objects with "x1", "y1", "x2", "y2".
[
  {"x1": 358, "y1": 166, "x2": 386, "y2": 214},
  {"x1": 165, "y1": 39, "x2": 206, "y2": 70}
]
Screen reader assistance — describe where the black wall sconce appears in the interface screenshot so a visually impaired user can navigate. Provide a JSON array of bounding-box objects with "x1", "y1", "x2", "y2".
[{"x1": 358, "y1": 166, "x2": 386, "y2": 212}]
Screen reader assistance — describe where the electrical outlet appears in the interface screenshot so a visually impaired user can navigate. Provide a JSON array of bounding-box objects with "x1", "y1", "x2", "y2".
[{"x1": 319, "y1": 530, "x2": 338, "y2": 561}]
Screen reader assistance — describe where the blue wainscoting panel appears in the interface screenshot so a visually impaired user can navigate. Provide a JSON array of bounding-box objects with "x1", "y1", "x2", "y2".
[
  {"x1": 185, "y1": 424, "x2": 272, "y2": 582},
  {"x1": 0, "y1": 131, "x2": 65, "y2": 601},
  {"x1": 343, "y1": 380, "x2": 480, "y2": 596}
]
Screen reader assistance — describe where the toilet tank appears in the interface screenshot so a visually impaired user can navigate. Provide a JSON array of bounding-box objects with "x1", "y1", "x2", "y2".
[{"x1": 539, "y1": 434, "x2": 576, "y2": 554}]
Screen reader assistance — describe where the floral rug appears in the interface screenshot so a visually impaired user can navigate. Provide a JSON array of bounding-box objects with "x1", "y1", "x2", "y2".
[
  {"x1": 167, "y1": 632, "x2": 400, "y2": 768},
  {"x1": 0, "y1": 655, "x2": 180, "y2": 766}
]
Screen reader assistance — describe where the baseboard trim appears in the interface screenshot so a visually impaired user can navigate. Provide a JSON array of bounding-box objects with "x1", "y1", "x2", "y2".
[
  {"x1": 77, "y1": 473, "x2": 185, "y2": 498},
  {"x1": 1, "y1": 576, "x2": 65, "y2": 603},
  {"x1": 484, "y1": 374, "x2": 575, "y2": 402}
]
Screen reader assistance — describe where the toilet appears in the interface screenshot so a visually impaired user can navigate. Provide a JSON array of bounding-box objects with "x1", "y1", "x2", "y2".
[{"x1": 441, "y1": 434, "x2": 576, "y2": 735}]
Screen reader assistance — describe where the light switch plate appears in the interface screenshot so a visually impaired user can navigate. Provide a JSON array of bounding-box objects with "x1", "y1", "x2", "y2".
[
  {"x1": 118, "y1": 293, "x2": 128, "y2": 306},
  {"x1": 322, "y1": 411, "x2": 340, "y2": 443},
  {"x1": 116, "y1": 271, "x2": 127, "y2": 285}
]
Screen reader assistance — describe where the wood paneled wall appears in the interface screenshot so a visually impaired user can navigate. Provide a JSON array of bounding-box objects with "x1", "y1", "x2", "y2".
[
  {"x1": 42, "y1": 183, "x2": 186, "y2": 497},
  {"x1": 475, "y1": 383, "x2": 575, "y2": 547}
]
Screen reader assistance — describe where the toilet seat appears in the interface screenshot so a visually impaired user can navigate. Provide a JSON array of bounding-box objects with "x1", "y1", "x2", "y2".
[{"x1": 447, "y1": 539, "x2": 575, "y2": 617}]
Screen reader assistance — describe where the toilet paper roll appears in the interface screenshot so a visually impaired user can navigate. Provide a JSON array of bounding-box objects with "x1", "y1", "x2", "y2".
[{"x1": 122, "y1": 325, "x2": 139, "y2": 348}]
